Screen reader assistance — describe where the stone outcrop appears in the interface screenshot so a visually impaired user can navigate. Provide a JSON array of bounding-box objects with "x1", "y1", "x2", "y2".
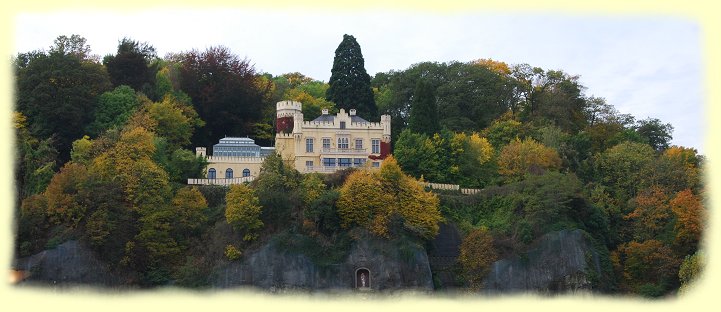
[
  {"x1": 14, "y1": 240, "x2": 118, "y2": 286},
  {"x1": 482, "y1": 229, "x2": 602, "y2": 293},
  {"x1": 212, "y1": 233, "x2": 433, "y2": 291}
]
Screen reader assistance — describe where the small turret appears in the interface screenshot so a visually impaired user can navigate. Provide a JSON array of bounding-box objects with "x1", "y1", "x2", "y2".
[
  {"x1": 196, "y1": 147, "x2": 207, "y2": 157},
  {"x1": 381, "y1": 114, "x2": 391, "y2": 142}
]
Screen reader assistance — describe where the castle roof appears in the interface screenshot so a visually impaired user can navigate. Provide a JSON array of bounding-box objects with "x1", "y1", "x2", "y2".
[{"x1": 312, "y1": 115, "x2": 336, "y2": 122}]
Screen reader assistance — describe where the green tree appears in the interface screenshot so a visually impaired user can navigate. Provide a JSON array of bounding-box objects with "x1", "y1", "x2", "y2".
[
  {"x1": 393, "y1": 129, "x2": 438, "y2": 180},
  {"x1": 635, "y1": 118, "x2": 673, "y2": 152},
  {"x1": 49, "y1": 34, "x2": 92, "y2": 59},
  {"x1": 326, "y1": 34, "x2": 377, "y2": 119},
  {"x1": 408, "y1": 79, "x2": 439, "y2": 136},
  {"x1": 595, "y1": 141, "x2": 655, "y2": 200},
  {"x1": 678, "y1": 251, "x2": 704, "y2": 294},
  {"x1": 511, "y1": 64, "x2": 588, "y2": 132},
  {"x1": 15, "y1": 35, "x2": 112, "y2": 161},
  {"x1": 14, "y1": 112, "x2": 57, "y2": 199},
  {"x1": 482, "y1": 115, "x2": 526, "y2": 149},
  {"x1": 103, "y1": 37, "x2": 158, "y2": 93},
  {"x1": 225, "y1": 183, "x2": 264, "y2": 241},
  {"x1": 86, "y1": 85, "x2": 140, "y2": 136},
  {"x1": 148, "y1": 94, "x2": 204, "y2": 149},
  {"x1": 17, "y1": 194, "x2": 50, "y2": 257}
]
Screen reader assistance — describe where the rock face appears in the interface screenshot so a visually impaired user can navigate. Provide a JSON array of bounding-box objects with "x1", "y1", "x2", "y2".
[
  {"x1": 213, "y1": 234, "x2": 433, "y2": 291},
  {"x1": 482, "y1": 229, "x2": 602, "y2": 293},
  {"x1": 427, "y1": 223, "x2": 462, "y2": 289},
  {"x1": 15, "y1": 240, "x2": 118, "y2": 286}
]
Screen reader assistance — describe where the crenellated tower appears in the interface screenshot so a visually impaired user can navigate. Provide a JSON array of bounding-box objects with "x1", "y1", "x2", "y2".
[{"x1": 275, "y1": 101, "x2": 303, "y2": 163}]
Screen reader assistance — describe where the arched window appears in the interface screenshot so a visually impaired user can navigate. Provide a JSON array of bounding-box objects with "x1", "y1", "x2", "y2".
[
  {"x1": 225, "y1": 168, "x2": 233, "y2": 179},
  {"x1": 242, "y1": 168, "x2": 251, "y2": 177},
  {"x1": 208, "y1": 168, "x2": 216, "y2": 179}
]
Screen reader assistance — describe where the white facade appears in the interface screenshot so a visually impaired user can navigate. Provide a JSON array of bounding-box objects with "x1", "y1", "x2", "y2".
[{"x1": 274, "y1": 101, "x2": 391, "y2": 173}]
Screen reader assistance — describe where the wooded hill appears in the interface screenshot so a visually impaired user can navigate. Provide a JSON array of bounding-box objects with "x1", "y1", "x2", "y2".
[{"x1": 13, "y1": 34, "x2": 704, "y2": 296}]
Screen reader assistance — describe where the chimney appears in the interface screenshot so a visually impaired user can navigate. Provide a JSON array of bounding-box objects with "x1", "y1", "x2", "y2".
[
  {"x1": 322, "y1": 109, "x2": 329, "y2": 115},
  {"x1": 349, "y1": 109, "x2": 356, "y2": 116}
]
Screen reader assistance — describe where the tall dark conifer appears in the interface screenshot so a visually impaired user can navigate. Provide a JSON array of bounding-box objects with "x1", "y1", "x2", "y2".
[
  {"x1": 408, "y1": 79, "x2": 439, "y2": 136},
  {"x1": 326, "y1": 34, "x2": 377, "y2": 119}
]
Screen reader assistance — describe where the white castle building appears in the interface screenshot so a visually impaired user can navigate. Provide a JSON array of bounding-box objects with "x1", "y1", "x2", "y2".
[{"x1": 189, "y1": 100, "x2": 391, "y2": 185}]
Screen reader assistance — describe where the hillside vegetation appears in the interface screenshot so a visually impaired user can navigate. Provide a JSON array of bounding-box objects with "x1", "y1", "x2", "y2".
[{"x1": 13, "y1": 35, "x2": 704, "y2": 296}]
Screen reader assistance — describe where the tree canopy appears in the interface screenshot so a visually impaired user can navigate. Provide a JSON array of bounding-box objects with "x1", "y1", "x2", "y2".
[{"x1": 326, "y1": 34, "x2": 378, "y2": 119}]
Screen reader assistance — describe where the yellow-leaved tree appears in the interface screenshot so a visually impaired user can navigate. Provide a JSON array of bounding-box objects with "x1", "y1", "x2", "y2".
[
  {"x1": 226, "y1": 183, "x2": 264, "y2": 241},
  {"x1": 459, "y1": 227, "x2": 498, "y2": 289},
  {"x1": 172, "y1": 186, "x2": 208, "y2": 236},
  {"x1": 498, "y1": 138, "x2": 561, "y2": 181},
  {"x1": 337, "y1": 156, "x2": 442, "y2": 239},
  {"x1": 43, "y1": 162, "x2": 88, "y2": 227}
]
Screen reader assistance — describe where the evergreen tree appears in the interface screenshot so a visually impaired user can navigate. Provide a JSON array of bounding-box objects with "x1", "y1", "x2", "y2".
[
  {"x1": 408, "y1": 79, "x2": 439, "y2": 135},
  {"x1": 104, "y1": 38, "x2": 158, "y2": 95},
  {"x1": 326, "y1": 34, "x2": 377, "y2": 119}
]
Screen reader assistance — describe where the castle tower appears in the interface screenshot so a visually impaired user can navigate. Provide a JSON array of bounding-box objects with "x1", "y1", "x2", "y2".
[
  {"x1": 276, "y1": 100, "x2": 302, "y2": 134},
  {"x1": 275, "y1": 101, "x2": 303, "y2": 163}
]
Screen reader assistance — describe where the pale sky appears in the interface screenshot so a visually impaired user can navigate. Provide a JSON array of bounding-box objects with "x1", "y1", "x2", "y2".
[{"x1": 12, "y1": 8, "x2": 705, "y2": 153}]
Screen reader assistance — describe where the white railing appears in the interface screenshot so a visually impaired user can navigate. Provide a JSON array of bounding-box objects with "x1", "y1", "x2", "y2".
[
  {"x1": 187, "y1": 177, "x2": 255, "y2": 185},
  {"x1": 419, "y1": 181, "x2": 483, "y2": 195},
  {"x1": 187, "y1": 172, "x2": 482, "y2": 196}
]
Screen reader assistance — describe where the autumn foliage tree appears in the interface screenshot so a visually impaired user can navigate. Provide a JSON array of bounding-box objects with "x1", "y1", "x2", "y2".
[
  {"x1": 43, "y1": 162, "x2": 88, "y2": 227},
  {"x1": 612, "y1": 240, "x2": 681, "y2": 296},
  {"x1": 459, "y1": 227, "x2": 498, "y2": 289},
  {"x1": 226, "y1": 183, "x2": 264, "y2": 241},
  {"x1": 625, "y1": 186, "x2": 672, "y2": 242},
  {"x1": 172, "y1": 187, "x2": 208, "y2": 238},
  {"x1": 670, "y1": 189, "x2": 704, "y2": 254},
  {"x1": 497, "y1": 138, "x2": 561, "y2": 181},
  {"x1": 337, "y1": 156, "x2": 442, "y2": 239}
]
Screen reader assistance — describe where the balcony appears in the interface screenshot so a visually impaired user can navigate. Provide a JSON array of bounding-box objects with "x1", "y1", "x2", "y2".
[
  {"x1": 303, "y1": 164, "x2": 371, "y2": 173},
  {"x1": 320, "y1": 147, "x2": 367, "y2": 155}
]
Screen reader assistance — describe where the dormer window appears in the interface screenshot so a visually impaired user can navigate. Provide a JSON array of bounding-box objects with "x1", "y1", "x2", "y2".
[{"x1": 340, "y1": 121, "x2": 346, "y2": 129}]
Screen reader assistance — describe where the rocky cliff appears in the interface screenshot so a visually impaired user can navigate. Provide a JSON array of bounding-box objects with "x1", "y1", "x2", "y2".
[
  {"x1": 13, "y1": 240, "x2": 120, "y2": 286},
  {"x1": 212, "y1": 233, "x2": 433, "y2": 291},
  {"x1": 482, "y1": 229, "x2": 602, "y2": 293}
]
